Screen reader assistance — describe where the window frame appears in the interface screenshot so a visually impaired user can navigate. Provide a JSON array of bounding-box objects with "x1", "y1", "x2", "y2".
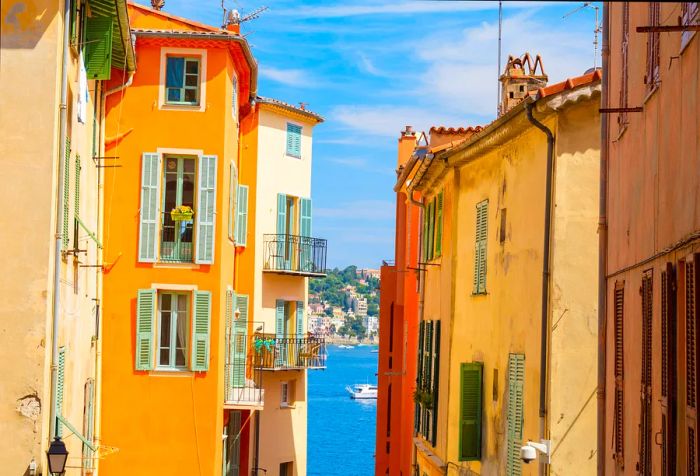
[
  {"x1": 160, "y1": 155, "x2": 197, "y2": 263},
  {"x1": 159, "y1": 47, "x2": 207, "y2": 112},
  {"x1": 165, "y1": 57, "x2": 201, "y2": 106},
  {"x1": 156, "y1": 291, "x2": 191, "y2": 370},
  {"x1": 682, "y1": 2, "x2": 700, "y2": 50},
  {"x1": 286, "y1": 122, "x2": 303, "y2": 158}
]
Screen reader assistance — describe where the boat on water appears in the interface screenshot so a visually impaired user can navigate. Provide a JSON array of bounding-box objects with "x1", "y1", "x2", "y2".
[
  {"x1": 338, "y1": 344, "x2": 354, "y2": 349},
  {"x1": 370, "y1": 349, "x2": 379, "y2": 353},
  {"x1": 346, "y1": 383, "x2": 378, "y2": 400}
]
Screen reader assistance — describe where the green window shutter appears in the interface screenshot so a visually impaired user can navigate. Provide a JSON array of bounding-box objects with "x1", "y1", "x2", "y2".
[
  {"x1": 473, "y1": 200, "x2": 488, "y2": 294},
  {"x1": 84, "y1": 17, "x2": 113, "y2": 80},
  {"x1": 196, "y1": 155, "x2": 217, "y2": 264},
  {"x1": 63, "y1": 137, "x2": 71, "y2": 248},
  {"x1": 191, "y1": 290, "x2": 212, "y2": 371},
  {"x1": 138, "y1": 153, "x2": 160, "y2": 263},
  {"x1": 459, "y1": 362, "x2": 483, "y2": 461},
  {"x1": 415, "y1": 321, "x2": 425, "y2": 433},
  {"x1": 135, "y1": 289, "x2": 155, "y2": 370},
  {"x1": 286, "y1": 123, "x2": 302, "y2": 157},
  {"x1": 225, "y1": 289, "x2": 233, "y2": 394},
  {"x1": 426, "y1": 200, "x2": 434, "y2": 261},
  {"x1": 70, "y1": 0, "x2": 80, "y2": 47},
  {"x1": 236, "y1": 294, "x2": 249, "y2": 322},
  {"x1": 228, "y1": 162, "x2": 237, "y2": 240},
  {"x1": 435, "y1": 191, "x2": 444, "y2": 257},
  {"x1": 56, "y1": 347, "x2": 66, "y2": 437},
  {"x1": 276, "y1": 300, "x2": 285, "y2": 338},
  {"x1": 422, "y1": 206, "x2": 428, "y2": 261},
  {"x1": 235, "y1": 185, "x2": 249, "y2": 246},
  {"x1": 277, "y1": 193, "x2": 288, "y2": 235},
  {"x1": 300, "y1": 198, "x2": 312, "y2": 237},
  {"x1": 233, "y1": 294, "x2": 248, "y2": 387},
  {"x1": 74, "y1": 154, "x2": 81, "y2": 219},
  {"x1": 296, "y1": 301, "x2": 305, "y2": 335},
  {"x1": 431, "y1": 321, "x2": 441, "y2": 446},
  {"x1": 506, "y1": 354, "x2": 525, "y2": 476}
]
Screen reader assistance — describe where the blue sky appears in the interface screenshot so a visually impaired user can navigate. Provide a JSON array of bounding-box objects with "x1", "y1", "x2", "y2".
[{"x1": 136, "y1": 0, "x2": 600, "y2": 268}]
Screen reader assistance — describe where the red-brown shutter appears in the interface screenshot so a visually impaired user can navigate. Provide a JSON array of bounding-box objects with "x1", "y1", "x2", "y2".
[
  {"x1": 639, "y1": 271, "x2": 653, "y2": 475},
  {"x1": 614, "y1": 281, "x2": 625, "y2": 467},
  {"x1": 661, "y1": 263, "x2": 678, "y2": 476},
  {"x1": 687, "y1": 256, "x2": 699, "y2": 475}
]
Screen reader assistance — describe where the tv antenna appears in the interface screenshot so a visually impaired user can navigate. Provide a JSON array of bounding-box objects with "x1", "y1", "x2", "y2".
[
  {"x1": 563, "y1": 2, "x2": 601, "y2": 69},
  {"x1": 222, "y1": 2, "x2": 269, "y2": 29}
]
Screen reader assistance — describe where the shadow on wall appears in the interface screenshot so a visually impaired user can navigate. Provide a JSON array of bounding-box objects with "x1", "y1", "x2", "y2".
[{"x1": 2, "y1": 0, "x2": 55, "y2": 49}]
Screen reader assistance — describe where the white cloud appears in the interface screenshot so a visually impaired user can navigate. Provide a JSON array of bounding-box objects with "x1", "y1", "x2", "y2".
[
  {"x1": 260, "y1": 66, "x2": 316, "y2": 87},
  {"x1": 315, "y1": 200, "x2": 395, "y2": 221},
  {"x1": 358, "y1": 54, "x2": 386, "y2": 77}
]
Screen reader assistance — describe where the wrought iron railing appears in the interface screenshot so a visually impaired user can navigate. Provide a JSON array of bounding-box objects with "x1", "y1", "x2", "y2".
[
  {"x1": 262, "y1": 234, "x2": 327, "y2": 276},
  {"x1": 252, "y1": 334, "x2": 327, "y2": 370},
  {"x1": 160, "y1": 212, "x2": 194, "y2": 262},
  {"x1": 224, "y1": 322, "x2": 264, "y2": 406}
]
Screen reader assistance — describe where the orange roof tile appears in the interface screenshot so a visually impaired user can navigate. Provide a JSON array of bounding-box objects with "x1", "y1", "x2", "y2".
[
  {"x1": 429, "y1": 126, "x2": 483, "y2": 134},
  {"x1": 533, "y1": 69, "x2": 602, "y2": 99}
]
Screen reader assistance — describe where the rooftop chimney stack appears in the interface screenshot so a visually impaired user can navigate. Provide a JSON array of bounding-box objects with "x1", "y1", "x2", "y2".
[
  {"x1": 499, "y1": 53, "x2": 548, "y2": 116},
  {"x1": 401, "y1": 125, "x2": 415, "y2": 138},
  {"x1": 151, "y1": 0, "x2": 165, "y2": 11}
]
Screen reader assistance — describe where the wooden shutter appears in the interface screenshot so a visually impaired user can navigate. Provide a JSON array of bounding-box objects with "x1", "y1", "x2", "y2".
[
  {"x1": 613, "y1": 282, "x2": 625, "y2": 465},
  {"x1": 277, "y1": 194, "x2": 288, "y2": 235},
  {"x1": 640, "y1": 272, "x2": 653, "y2": 475},
  {"x1": 474, "y1": 200, "x2": 488, "y2": 294},
  {"x1": 84, "y1": 17, "x2": 113, "y2": 80},
  {"x1": 191, "y1": 291, "x2": 211, "y2": 371},
  {"x1": 233, "y1": 294, "x2": 248, "y2": 388},
  {"x1": 415, "y1": 321, "x2": 425, "y2": 433},
  {"x1": 70, "y1": 0, "x2": 80, "y2": 47},
  {"x1": 82, "y1": 378, "x2": 95, "y2": 470},
  {"x1": 661, "y1": 263, "x2": 678, "y2": 476},
  {"x1": 300, "y1": 198, "x2": 312, "y2": 271},
  {"x1": 225, "y1": 289, "x2": 234, "y2": 393},
  {"x1": 196, "y1": 155, "x2": 217, "y2": 264},
  {"x1": 300, "y1": 198, "x2": 312, "y2": 237},
  {"x1": 459, "y1": 362, "x2": 483, "y2": 461},
  {"x1": 56, "y1": 347, "x2": 66, "y2": 437},
  {"x1": 235, "y1": 185, "x2": 248, "y2": 246},
  {"x1": 431, "y1": 321, "x2": 441, "y2": 446},
  {"x1": 619, "y1": 2, "x2": 630, "y2": 129},
  {"x1": 74, "y1": 154, "x2": 81, "y2": 220},
  {"x1": 286, "y1": 123, "x2": 302, "y2": 157},
  {"x1": 421, "y1": 205, "x2": 428, "y2": 262},
  {"x1": 63, "y1": 137, "x2": 71, "y2": 248},
  {"x1": 687, "y1": 256, "x2": 699, "y2": 475},
  {"x1": 427, "y1": 199, "x2": 435, "y2": 261},
  {"x1": 296, "y1": 301, "x2": 305, "y2": 335},
  {"x1": 228, "y1": 162, "x2": 237, "y2": 240},
  {"x1": 135, "y1": 289, "x2": 155, "y2": 370},
  {"x1": 506, "y1": 353, "x2": 525, "y2": 476},
  {"x1": 435, "y1": 191, "x2": 444, "y2": 257},
  {"x1": 422, "y1": 321, "x2": 433, "y2": 437},
  {"x1": 646, "y1": 2, "x2": 661, "y2": 89},
  {"x1": 138, "y1": 153, "x2": 160, "y2": 263},
  {"x1": 276, "y1": 300, "x2": 286, "y2": 338}
]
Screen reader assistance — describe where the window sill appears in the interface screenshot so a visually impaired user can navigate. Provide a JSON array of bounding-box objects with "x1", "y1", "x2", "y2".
[
  {"x1": 286, "y1": 154, "x2": 302, "y2": 160},
  {"x1": 153, "y1": 262, "x2": 200, "y2": 269},
  {"x1": 280, "y1": 404, "x2": 296, "y2": 410},
  {"x1": 150, "y1": 368, "x2": 194, "y2": 377},
  {"x1": 160, "y1": 103, "x2": 204, "y2": 112},
  {"x1": 471, "y1": 291, "x2": 488, "y2": 297}
]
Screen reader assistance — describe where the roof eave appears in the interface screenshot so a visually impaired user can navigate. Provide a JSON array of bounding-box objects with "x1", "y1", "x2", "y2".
[{"x1": 116, "y1": 0, "x2": 136, "y2": 72}]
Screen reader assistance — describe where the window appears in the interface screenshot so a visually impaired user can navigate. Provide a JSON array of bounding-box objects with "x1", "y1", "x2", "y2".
[
  {"x1": 281, "y1": 380, "x2": 295, "y2": 407},
  {"x1": 646, "y1": 3, "x2": 661, "y2": 91},
  {"x1": 473, "y1": 200, "x2": 488, "y2": 294},
  {"x1": 422, "y1": 190, "x2": 444, "y2": 261},
  {"x1": 682, "y1": 3, "x2": 699, "y2": 48},
  {"x1": 158, "y1": 292, "x2": 189, "y2": 369},
  {"x1": 235, "y1": 185, "x2": 249, "y2": 246},
  {"x1": 286, "y1": 123, "x2": 302, "y2": 158},
  {"x1": 613, "y1": 281, "x2": 625, "y2": 465},
  {"x1": 161, "y1": 156, "x2": 195, "y2": 262},
  {"x1": 639, "y1": 271, "x2": 653, "y2": 475},
  {"x1": 661, "y1": 263, "x2": 677, "y2": 476},
  {"x1": 415, "y1": 321, "x2": 440, "y2": 445},
  {"x1": 506, "y1": 354, "x2": 524, "y2": 476},
  {"x1": 232, "y1": 74, "x2": 239, "y2": 120},
  {"x1": 135, "y1": 289, "x2": 211, "y2": 372},
  {"x1": 685, "y1": 256, "x2": 699, "y2": 475},
  {"x1": 280, "y1": 462, "x2": 293, "y2": 476},
  {"x1": 499, "y1": 208, "x2": 507, "y2": 244},
  {"x1": 276, "y1": 300, "x2": 304, "y2": 337},
  {"x1": 229, "y1": 162, "x2": 238, "y2": 241},
  {"x1": 276, "y1": 193, "x2": 312, "y2": 270},
  {"x1": 458, "y1": 362, "x2": 483, "y2": 461},
  {"x1": 618, "y1": 2, "x2": 630, "y2": 130},
  {"x1": 166, "y1": 57, "x2": 200, "y2": 105}
]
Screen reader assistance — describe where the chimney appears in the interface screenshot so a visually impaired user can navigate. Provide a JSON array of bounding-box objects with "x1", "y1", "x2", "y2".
[
  {"x1": 151, "y1": 0, "x2": 165, "y2": 11},
  {"x1": 400, "y1": 125, "x2": 415, "y2": 138},
  {"x1": 225, "y1": 10, "x2": 241, "y2": 34},
  {"x1": 499, "y1": 53, "x2": 548, "y2": 116}
]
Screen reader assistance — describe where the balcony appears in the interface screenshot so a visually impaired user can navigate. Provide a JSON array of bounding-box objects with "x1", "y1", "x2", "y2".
[
  {"x1": 262, "y1": 234, "x2": 327, "y2": 277},
  {"x1": 252, "y1": 334, "x2": 327, "y2": 370},
  {"x1": 224, "y1": 324, "x2": 264, "y2": 409},
  {"x1": 160, "y1": 212, "x2": 194, "y2": 263}
]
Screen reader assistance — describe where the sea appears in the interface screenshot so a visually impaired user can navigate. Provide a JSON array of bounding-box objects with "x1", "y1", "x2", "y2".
[{"x1": 308, "y1": 344, "x2": 378, "y2": 476}]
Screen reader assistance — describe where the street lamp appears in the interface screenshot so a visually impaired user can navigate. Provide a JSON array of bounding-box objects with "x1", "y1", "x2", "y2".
[{"x1": 46, "y1": 437, "x2": 68, "y2": 475}]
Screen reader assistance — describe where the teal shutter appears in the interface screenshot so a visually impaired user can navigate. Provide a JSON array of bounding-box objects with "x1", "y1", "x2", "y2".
[
  {"x1": 225, "y1": 289, "x2": 234, "y2": 394},
  {"x1": 435, "y1": 191, "x2": 444, "y2": 257},
  {"x1": 191, "y1": 291, "x2": 212, "y2": 371},
  {"x1": 228, "y1": 162, "x2": 237, "y2": 240},
  {"x1": 286, "y1": 123, "x2": 302, "y2": 157},
  {"x1": 276, "y1": 300, "x2": 286, "y2": 338},
  {"x1": 233, "y1": 294, "x2": 248, "y2": 387},
  {"x1": 74, "y1": 154, "x2": 81, "y2": 219},
  {"x1": 277, "y1": 194, "x2": 288, "y2": 269},
  {"x1": 474, "y1": 200, "x2": 488, "y2": 294},
  {"x1": 300, "y1": 198, "x2": 312, "y2": 237},
  {"x1": 415, "y1": 321, "x2": 425, "y2": 433},
  {"x1": 63, "y1": 137, "x2": 71, "y2": 248},
  {"x1": 83, "y1": 378, "x2": 95, "y2": 470},
  {"x1": 459, "y1": 362, "x2": 483, "y2": 461},
  {"x1": 300, "y1": 198, "x2": 312, "y2": 272},
  {"x1": 139, "y1": 153, "x2": 160, "y2": 263},
  {"x1": 56, "y1": 347, "x2": 66, "y2": 437},
  {"x1": 235, "y1": 185, "x2": 249, "y2": 246},
  {"x1": 135, "y1": 289, "x2": 155, "y2": 370},
  {"x1": 196, "y1": 155, "x2": 217, "y2": 264},
  {"x1": 296, "y1": 301, "x2": 304, "y2": 335},
  {"x1": 84, "y1": 17, "x2": 113, "y2": 80},
  {"x1": 506, "y1": 354, "x2": 525, "y2": 476}
]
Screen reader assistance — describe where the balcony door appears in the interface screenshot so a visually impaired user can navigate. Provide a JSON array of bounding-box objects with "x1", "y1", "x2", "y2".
[
  {"x1": 223, "y1": 411, "x2": 241, "y2": 476},
  {"x1": 161, "y1": 156, "x2": 195, "y2": 262}
]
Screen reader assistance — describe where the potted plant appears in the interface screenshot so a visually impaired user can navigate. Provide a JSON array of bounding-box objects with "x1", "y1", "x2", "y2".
[
  {"x1": 170, "y1": 205, "x2": 194, "y2": 221},
  {"x1": 413, "y1": 388, "x2": 434, "y2": 409}
]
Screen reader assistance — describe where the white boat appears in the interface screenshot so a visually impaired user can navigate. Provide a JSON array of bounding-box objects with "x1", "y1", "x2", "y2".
[
  {"x1": 370, "y1": 349, "x2": 379, "y2": 353},
  {"x1": 338, "y1": 344, "x2": 354, "y2": 349},
  {"x1": 346, "y1": 383, "x2": 378, "y2": 400}
]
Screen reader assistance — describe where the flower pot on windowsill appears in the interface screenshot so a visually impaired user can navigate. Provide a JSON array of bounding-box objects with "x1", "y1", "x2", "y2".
[{"x1": 170, "y1": 206, "x2": 194, "y2": 222}]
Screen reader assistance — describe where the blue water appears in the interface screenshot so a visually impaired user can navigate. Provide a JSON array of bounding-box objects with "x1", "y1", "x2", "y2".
[{"x1": 308, "y1": 345, "x2": 378, "y2": 476}]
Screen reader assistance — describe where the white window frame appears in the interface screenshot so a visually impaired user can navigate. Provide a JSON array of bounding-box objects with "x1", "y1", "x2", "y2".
[
  {"x1": 156, "y1": 291, "x2": 191, "y2": 370},
  {"x1": 159, "y1": 47, "x2": 207, "y2": 112},
  {"x1": 280, "y1": 381, "x2": 290, "y2": 407}
]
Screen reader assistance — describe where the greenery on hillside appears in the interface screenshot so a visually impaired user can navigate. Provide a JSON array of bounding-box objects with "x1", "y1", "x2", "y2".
[{"x1": 309, "y1": 265, "x2": 380, "y2": 316}]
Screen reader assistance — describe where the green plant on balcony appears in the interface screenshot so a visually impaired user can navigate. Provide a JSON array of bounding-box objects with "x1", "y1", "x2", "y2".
[
  {"x1": 413, "y1": 388, "x2": 434, "y2": 409},
  {"x1": 170, "y1": 205, "x2": 194, "y2": 221},
  {"x1": 253, "y1": 337, "x2": 276, "y2": 353}
]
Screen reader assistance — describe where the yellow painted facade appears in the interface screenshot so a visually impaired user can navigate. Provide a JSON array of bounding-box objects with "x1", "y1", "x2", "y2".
[{"x1": 408, "y1": 74, "x2": 601, "y2": 476}]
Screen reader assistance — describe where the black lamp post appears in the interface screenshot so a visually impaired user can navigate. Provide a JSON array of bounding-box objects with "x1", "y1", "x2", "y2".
[{"x1": 46, "y1": 437, "x2": 68, "y2": 475}]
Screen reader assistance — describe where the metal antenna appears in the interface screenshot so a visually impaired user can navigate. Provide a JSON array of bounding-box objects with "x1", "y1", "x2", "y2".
[
  {"x1": 238, "y1": 6, "x2": 269, "y2": 24},
  {"x1": 497, "y1": 0, "x2": 502, "y2": 117},
  {"x1": 563, "y1": 2, "x2": 602, "y2": 69}
]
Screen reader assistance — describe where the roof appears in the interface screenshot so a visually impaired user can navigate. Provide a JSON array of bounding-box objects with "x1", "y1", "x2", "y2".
[
  {"x1": 256, "y1": 96, "x2": 324, "y2": 123},
  {"x1": 532, "y1": 69, "x2": 602, "y2": 100},
  {"x1": 92, "y1": 0, "x2": 136, "y2": 72},
  {"x1": 429, "y1": 126, "x2": 483, "y2": 134},
  {"x1": 127, "y1": 1, "x2": 221, "y2": 32}
]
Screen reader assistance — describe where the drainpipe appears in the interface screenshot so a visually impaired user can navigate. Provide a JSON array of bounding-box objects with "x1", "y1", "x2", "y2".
[
  {"x1": 525, "y1": 100, "x2": 555, "y2": 462},
  {"x1": 49, "y1": 0, "x2": 73, "y2": 440},
  {"x1": 597, "y1": 4, "x2": 610, "y2": 475}
]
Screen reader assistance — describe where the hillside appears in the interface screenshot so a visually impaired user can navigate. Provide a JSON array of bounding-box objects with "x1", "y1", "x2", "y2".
[{"x1": 309, "y1": 265, "x2": 379, "y2": 316}]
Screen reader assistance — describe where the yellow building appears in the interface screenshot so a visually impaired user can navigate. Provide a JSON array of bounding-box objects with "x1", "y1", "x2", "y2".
[
  {"x1": 0, "y1": 0, "x2": 134, "y2": 473},
  {"x1": 404, "y1": 56, "x2": 601, "y2": 475}
]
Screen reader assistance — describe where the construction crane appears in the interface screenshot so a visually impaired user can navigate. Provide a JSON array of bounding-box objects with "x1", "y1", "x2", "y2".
[{"x1": 563, "y1": 2, "x2": 602, "y2": 69}]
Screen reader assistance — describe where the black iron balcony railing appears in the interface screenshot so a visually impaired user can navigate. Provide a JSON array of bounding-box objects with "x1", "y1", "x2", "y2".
[
  {"x1": 224, "y1": 322, "x2": 264, "y2": 408},
  {"x1": 252, "y1": 334, "x2": 327, "y2": 370},
  {"x1": 262, "y1": 234, "x2": 327, "y2": 277},
  {"x1": 160, "y1": 212, "x2": 194, "y2": 263}
]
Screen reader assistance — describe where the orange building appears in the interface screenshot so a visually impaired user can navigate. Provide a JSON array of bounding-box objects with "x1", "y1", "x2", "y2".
[
  {"x1": 100, "y1": 4, "x2": 258, "y2": 474},
  {"x1": 376, "y1": 127, "x2": 422, "y2": 476},
  {"x1": 601, "y1": 2, "x2": 700, "y2": 474}
]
